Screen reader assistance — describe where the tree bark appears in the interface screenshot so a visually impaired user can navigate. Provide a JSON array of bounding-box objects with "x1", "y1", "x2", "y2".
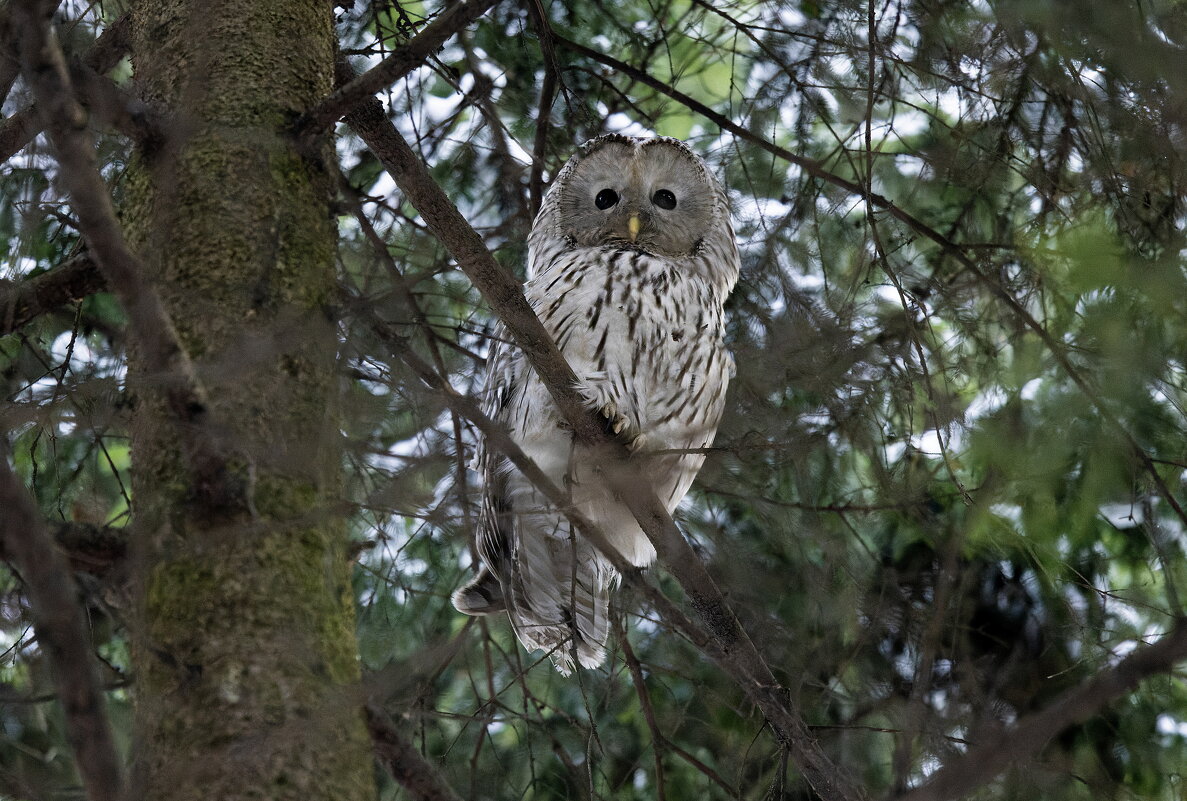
[{"x1": 123, "y1": 2, "x2": 375, "y2": 799}]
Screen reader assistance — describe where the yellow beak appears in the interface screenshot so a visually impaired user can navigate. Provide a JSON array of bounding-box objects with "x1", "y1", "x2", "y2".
[{"x1": 627, "y1": 214, "x2": 641, "y2": 242}]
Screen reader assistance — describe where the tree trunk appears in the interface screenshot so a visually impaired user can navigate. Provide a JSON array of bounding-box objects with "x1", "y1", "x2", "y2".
[{"x1": 122, "y1": 1, "x2": 375, "y2": 798}]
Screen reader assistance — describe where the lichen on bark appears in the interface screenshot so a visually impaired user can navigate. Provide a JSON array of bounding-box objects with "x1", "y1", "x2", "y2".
[{"x1": 123, "y1": 2, "x2": 374, "y2": 798}]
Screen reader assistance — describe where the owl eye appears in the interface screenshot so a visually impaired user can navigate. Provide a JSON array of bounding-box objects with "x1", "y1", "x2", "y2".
[
  {"x1": 652, "y1": 189, "x2": 677, "y2": 210},
  {"x1": 594, "y1": 188, "x2": 619, "y2": 210}
]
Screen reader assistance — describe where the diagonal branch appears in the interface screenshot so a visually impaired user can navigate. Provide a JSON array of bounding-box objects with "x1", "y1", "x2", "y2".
[
  {"x1": 297, "y1": 0, "x2": 500, "y2": 137},
  {"x1": 0, "y1": 252, "x2": 106, "y2": 335},
  {"x1": 891, "y1": 618, "x2": 1187, "y2": 801},
  {"x1": 342, "y1": 76, "x2": 864, "y2": 801},
  {"x1": 374, "y1": 316, "x2": 792, "y2": 763},
  {"x1": 366, "y1": 705, "x2": 465, "y2": 801},
  {"x1": 15, "y1": 3, "x2": 242, "y2": 513},
  {"x1": 0, "y1": 457, "x2": 124, "y2": 801},
  {"x1": 1, "y1": 12, "x2": 130, "y2": 162},
  {"x1": 0, "y1": 519, "x2": 127, "y2": 578}
]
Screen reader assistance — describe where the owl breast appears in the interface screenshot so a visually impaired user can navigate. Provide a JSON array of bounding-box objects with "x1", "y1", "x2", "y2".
[{"x1": 507, "y1": 245, "x2": 733, "y2": 566}]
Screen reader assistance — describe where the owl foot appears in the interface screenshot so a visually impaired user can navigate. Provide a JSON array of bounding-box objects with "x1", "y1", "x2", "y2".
[
  {"x1": 598, "y1": 401, "x2": 648, "y2": 453},
  {"x1": 452, "y1": 568, "x2": 506, "y2": 615},
  {"x1": 599, "y1": 401, "x2": 630, "y2": 433},
  {"x1": 625, "y1": 432, "x2": 649, "y2": 453}
]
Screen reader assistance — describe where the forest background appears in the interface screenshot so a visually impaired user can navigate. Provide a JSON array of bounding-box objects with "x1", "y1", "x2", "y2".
[{"x1": 1, "y1": 0, "x2": 1186, "y2": 799}]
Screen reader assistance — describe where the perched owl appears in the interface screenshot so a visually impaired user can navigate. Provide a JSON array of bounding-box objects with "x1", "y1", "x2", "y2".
[{"x1": 452, "y1": 135, "x2": 740, "y2": 673}]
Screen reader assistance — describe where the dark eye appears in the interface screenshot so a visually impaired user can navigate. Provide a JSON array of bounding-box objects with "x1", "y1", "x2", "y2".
[
  {"x1": 652, "y1": 189, "x2": 677, "y2": 210},
  {"x1": 595, "y1": 188, "x2": 619, "y2": 210}
]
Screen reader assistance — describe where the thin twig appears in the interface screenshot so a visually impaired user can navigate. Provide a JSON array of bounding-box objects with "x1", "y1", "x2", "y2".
[
  {"x1": 618, "y1": 622, "x2": 668, "y2": 801},
  {"x1": 298, "y1": 0, "x2": 500, "y2": 137},
  {"x1": 525, "y1": 0, "x2": 560, "y2": 217}
]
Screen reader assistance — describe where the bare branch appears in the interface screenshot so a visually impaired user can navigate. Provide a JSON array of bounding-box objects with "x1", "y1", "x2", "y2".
[
  {"x1": 0, "y1": 252, "x2": 106, "y2": 335},
  {"x1": 51, "y1": 521, "x2": 127, "y2": 576},
  {"x1": 0, "y1": 457, "x2": 124, "y2": 801},
  {"x1": 366, "y1": 705, "x2": 465, "y2": 801},
  {"x1": 0, "y1": 12, "x2": 130, "y2": 162},
  {"x1": 69, "y1": 61, "x2": 164, "y2": 148},
  {"x1": 892, "y1": 619, "x2": 1187, "y2": 801},
  {"x1": 525, "y1": 0, "x2": 561, "y2": 217},
  {"x1": 298, "y1": 0, "x2": 500, "y2": 137},
  {"x1": 0, "y1": 519, "x2": 127, "y2": 578},
  {"x1": 342, "y1": 76, "x2": 865, "y2": 801},
  {"x1": 15, "y1": 3, "x2": 243, "y2": 514},
  {"x1": 76, "y1": 12, "x2": 131, "y2": 75},
  {"x1": 619, "y1": 621, "x2": 669, "y2": 801},
  {"x1": 0, "y1": 104, "x2": 40, "y2": 162}
]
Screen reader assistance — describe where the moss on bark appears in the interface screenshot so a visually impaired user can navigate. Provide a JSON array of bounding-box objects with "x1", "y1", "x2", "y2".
[{"x1": 124, "y1": 2, "x2": 374, "y2": 799}]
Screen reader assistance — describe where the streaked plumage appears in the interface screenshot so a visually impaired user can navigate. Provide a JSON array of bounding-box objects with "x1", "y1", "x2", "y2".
[{"x1": 453, "y1": 135, "x2": 740, "y2": 673}]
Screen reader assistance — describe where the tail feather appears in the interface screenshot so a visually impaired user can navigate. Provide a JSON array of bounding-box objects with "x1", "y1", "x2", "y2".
[
  {"x1": 451, "y1": 535, "x2": 616, "y2": 674},
  {"x1": 508, "y1": 528, "x2": 615, "y2": 674}
]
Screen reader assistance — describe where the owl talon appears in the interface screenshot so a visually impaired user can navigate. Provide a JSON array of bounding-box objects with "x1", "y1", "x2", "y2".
[
  {"x1": 626, "y1": 433, "x2": 649, "y2": 453},
  {"x1": 597, "y1": 400, "x2": 633, "y2": 437}
]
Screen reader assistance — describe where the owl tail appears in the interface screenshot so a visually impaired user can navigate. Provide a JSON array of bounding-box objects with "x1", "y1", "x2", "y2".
[{"x1": 508, "y1": 536, "x2": 616, "y2": 675}]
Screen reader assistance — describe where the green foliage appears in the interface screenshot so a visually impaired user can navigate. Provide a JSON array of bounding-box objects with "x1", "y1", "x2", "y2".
[{"x1": 3, "y1": 0, "x2": 1187, "y2": 798}]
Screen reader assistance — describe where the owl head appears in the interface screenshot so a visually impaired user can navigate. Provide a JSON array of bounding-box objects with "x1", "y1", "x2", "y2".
[{"x1": 529, "y1": 135, "x2": 737, "y2": 288}]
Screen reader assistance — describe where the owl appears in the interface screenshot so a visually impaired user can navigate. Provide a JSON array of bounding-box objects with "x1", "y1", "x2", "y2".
[{"x1": 452, "y1": 135, "x2": 740, "y2": 673}]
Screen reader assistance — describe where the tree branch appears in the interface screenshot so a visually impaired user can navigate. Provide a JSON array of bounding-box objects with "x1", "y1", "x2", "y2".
[
  {"x1": 297, "y1": 0, "x2": 500, "y2": 137},
  {"x1": 0, "y1": 519, "x2": 128, "y2": 578},
  {"x1": 0, "y1": 252, "x2": 106, "y2": 336},
  {"x1": 525, "y1": 0, "x2": 561, "y2": 218},
  {"x1": 365, "y1": 705, "x2": 465, "y2": 801},
  {"x1": 51, "y1": 521, "x2": 127, "y2": 576},
  {"x1": 73, "y1": 11, "x2": 130, "y2": 75},
  {"x1": 0, "y1": 104, "x2": 41, "y2": 162},
  {"x1": 0, "y1": 12, "x2": 130, "y2": 162},
  {"x1": 0, "y1": 7, "x2": 19, "y2": 104},
  {"x1": 69, "y1": 60, "x2": 164, "y2": 149},
  {"x1": 342, "y1": 77, "x2": 864, "y2": 801},
  {"x1": 15, "y1": 3, "x2": 242, "y2": 514},
  {"x1": 891, "y1": 618, "x2": 1187, "y2": 801},
  {"x1": 0, "y1": 457, "x2": 124, "y2": 801}
]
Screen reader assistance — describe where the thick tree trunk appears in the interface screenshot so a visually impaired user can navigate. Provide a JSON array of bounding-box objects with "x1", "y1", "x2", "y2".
[{"x1": 122, "y1": 1, "x2": 375, "y2": 798}]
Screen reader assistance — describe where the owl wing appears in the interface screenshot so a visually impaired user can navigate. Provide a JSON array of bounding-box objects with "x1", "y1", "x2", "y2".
[
  {"x1": 451, "y1": 326, "x2": 517, "y2": 616},
  {"x1": 453, "y1": 286, "x2": 617, "y2": 673}
]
